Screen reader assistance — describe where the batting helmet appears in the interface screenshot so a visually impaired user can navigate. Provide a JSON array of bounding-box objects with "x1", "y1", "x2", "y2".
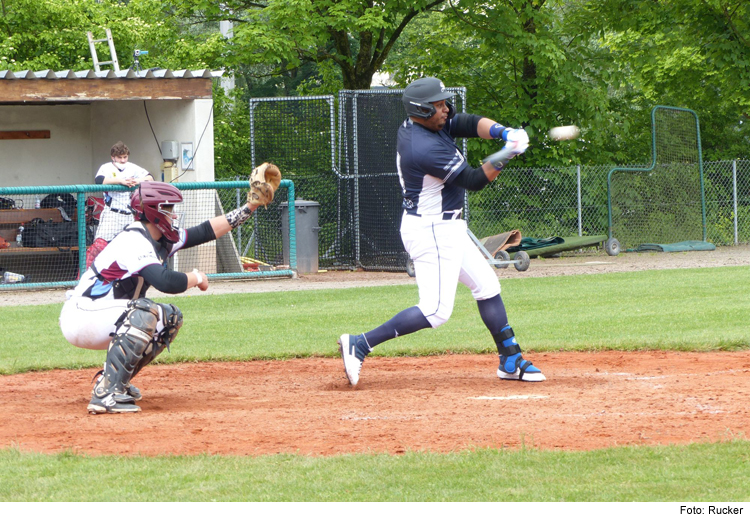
[
  {"x1": 402, "y1": 77, "x2": 456, "y2": 119},
  {"x1": 130, "y1": 181, "x2": 184, "y2": 242}
]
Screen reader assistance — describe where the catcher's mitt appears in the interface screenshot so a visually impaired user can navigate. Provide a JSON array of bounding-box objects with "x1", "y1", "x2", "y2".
[{"x1": 248, "y1": 163, "x2": 281, "y2": 208}]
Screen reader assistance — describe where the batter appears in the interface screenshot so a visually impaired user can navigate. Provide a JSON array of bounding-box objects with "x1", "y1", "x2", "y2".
[{"x1": 339, "y1": 76, "x2": 545, "y2": 386}]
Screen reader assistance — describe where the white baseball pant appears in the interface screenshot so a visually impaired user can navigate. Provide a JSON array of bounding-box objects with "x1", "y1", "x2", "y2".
[
  {"x1": 60, "y1": 295, "x2": 166, "y2": 350},
  {"x1": 400, "y1": 212, "x2": 501, "y2": 328}
]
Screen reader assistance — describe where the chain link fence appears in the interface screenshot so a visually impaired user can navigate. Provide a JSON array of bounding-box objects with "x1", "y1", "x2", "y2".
[
  {"x1": 244, "y1": 93, "x2": 749, "y2": 271},
  {"x1": 0, "y1": 182, "x2": 296, "y2": 289},
  {"x1": 4, "y1": 94, "x2": 747, "y2": 289}
]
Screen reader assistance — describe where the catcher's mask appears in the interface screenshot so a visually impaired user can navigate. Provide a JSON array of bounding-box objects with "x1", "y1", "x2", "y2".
[
  {"x1": 402, "y1": 77, "x2": 456, "y2": 120},
  {"x1": 130, "y1": 181, "x2": 184, "y2": 243}
]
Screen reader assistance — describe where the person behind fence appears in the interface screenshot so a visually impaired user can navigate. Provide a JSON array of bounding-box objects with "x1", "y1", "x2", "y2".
[
  {"x1": 60, "y1": 180, "x2": 268, "y2": 414},
  {"x1": 338, "y1": 76, "x2": 545, "y2": 386},
  {"x1": 85, "y1": 141, "x2": 154, "y2": 268}
]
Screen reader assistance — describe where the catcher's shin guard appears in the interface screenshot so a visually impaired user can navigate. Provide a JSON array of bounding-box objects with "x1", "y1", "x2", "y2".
[
  {"x1": 89, "y1": 299, "x2": 160, "y2": 413},
  {"x1": 132, "y1": 303, "x2": 183, "y2": 379}
]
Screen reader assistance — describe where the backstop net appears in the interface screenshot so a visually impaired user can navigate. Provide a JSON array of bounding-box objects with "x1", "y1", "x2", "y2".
[
  {"x1": 249, "y1": 96, "x2": 338, "y2": 267},
  {"x1": 249, "y1": 89, "x2": 466, "y2": 270},
  {"x1": 337, "y1": 88, "x2": 466, "y2": 270},
  {"x1": 608, "y1": 106, "x2": 705, "y2": 249}
]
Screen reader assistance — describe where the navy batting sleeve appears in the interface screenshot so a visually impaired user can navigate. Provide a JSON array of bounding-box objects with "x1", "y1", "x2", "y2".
[
  {"x1": 140, "y1": 264, "x2": 189, "y2": 294},
  {"x1": 449, "y1": 113, "x2": 482, "y2": 138},
  {"x1": 182, "y1": 220, "x2": 217, "y2": 250},
  {"x1": 452, "y1": 165, "x2": 492, "y2": 191}
]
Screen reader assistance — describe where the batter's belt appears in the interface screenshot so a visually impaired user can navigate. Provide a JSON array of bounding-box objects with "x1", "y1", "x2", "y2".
[{"x1": 405, "y1": 209, "x2": 462, "y2": 221}]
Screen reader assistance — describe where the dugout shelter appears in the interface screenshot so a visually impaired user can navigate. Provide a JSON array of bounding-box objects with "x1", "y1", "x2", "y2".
[{"x1": 0, "y1": 68, "x2": 238, "y2": 283}]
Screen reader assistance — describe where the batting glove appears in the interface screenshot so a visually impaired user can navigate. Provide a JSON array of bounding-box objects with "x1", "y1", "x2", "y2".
[{"x1": 504, "y1": 128, "x2": 529, "y2": 156}]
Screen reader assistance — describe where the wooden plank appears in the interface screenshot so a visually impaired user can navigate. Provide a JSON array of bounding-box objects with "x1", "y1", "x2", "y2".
[
  {"x1": 0, "y1": 208, "x2": 69, "y2": 224},
  {"x1": 0, "y1": 78, "x2": 213, "y2": 103},
  {"x1": 0, "y1": 246, "x2": 78, "y2": 254},
  {"x1": 0, "y1": 130, "x2": 50, "y2": 140}
]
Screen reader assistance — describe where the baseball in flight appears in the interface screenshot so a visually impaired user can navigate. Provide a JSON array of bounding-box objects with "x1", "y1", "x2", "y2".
[{"x1": 548, "y1": 125, "x2": 580, "y2": 141}]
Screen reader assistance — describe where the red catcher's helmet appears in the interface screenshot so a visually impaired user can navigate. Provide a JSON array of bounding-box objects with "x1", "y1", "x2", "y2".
[{"x1": 130, "y1": 182, "x2": 184, "y2": 242}]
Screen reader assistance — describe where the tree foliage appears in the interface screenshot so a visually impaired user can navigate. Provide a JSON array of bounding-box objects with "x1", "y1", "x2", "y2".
[
  {"x1": 1, "y1": 0, "x2": 747, "y2": 170},
  {"x1": 169, "y1": 0, "x2": 447, "y2": 90},
  {"x1": 0, "y1": 0, "x2": 224, "y2": 72}
]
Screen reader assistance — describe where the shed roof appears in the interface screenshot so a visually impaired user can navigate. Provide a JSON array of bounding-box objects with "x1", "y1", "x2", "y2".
[
  {"x1": 0, "y1": 68, "x2": 224, "y2": 103},
  {"x1": 0, "y1": 68, "x2": 223, "y2": 80}
]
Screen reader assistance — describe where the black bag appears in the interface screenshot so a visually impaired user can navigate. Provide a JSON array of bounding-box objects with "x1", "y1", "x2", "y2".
[
  {"x1": 40, "y1": 193, "x2": 77, "y2": 220},
  {"x1": 21, "y1": 218, "x2": 79, "y2": 248},
  {"x1": 0, "y1": 196, "x2": 16, "y2": 210}
]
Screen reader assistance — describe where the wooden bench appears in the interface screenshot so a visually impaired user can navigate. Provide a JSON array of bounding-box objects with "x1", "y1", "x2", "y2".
[{"x1": 0, "y1": 208, "x2": 79, "y2": 253}]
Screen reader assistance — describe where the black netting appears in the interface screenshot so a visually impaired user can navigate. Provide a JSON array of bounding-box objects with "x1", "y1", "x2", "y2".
[{"x1": 337, "y1": 89, "x2": 466, "y2": 270}]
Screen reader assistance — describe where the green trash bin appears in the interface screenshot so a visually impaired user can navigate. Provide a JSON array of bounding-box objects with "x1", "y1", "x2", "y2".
[{"x1": 280, "y1": 200, "x2": 320, "y2": 273}]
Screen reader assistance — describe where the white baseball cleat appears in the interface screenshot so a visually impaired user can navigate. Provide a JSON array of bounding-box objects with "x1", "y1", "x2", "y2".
[{"x1": 338, "y1": 334, "x2": 365, "y2": 386}]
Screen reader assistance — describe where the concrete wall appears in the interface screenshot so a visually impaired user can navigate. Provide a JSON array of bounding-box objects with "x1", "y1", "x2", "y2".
[{"x1": 90, "y1": 99, "x2": 215, "y2": 184}]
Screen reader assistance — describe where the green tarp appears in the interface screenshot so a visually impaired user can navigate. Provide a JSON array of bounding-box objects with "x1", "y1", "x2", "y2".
[
  {"x1": 505, "y1": 235, "x2": 607, "y2": 258},
  {"x1": 626, "y1": 240, "x2": 716, "y2": 253}
]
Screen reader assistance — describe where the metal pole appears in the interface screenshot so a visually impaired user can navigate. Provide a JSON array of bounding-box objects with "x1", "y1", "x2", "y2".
[
  {"x1": 353, "y1": 93, "x2": 361, "y2": 267},
  {"x1": 577, "y1": 165, "x2": 582, "y2": 237},
  {"x1": 235, "y1": 176, "x2": 242, "y2": 253},
  {"x1": 733, "y1": 159, "x2": 738, "y2": 245}
]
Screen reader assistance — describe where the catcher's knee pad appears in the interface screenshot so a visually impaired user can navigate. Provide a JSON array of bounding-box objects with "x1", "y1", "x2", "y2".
[
  {"x1": 94, "y1": 299, "x2": 160, "y2": 397},
  {"x1": 133, "y1": 303, "x2": 183, "y2": 377}
]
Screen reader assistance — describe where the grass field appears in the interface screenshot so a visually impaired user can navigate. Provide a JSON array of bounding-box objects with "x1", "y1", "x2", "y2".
[{"x1": 1, "y1": 266, "x2": 749, "y2": 503}]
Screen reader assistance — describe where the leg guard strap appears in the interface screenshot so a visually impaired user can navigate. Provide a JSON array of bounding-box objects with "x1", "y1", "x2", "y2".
[
  {"x1": 133, "y1": 303, "x2": 183, "y2": 378},
  {"x1": 492, "y1": 326, "x2": 522, "y2": 356}
]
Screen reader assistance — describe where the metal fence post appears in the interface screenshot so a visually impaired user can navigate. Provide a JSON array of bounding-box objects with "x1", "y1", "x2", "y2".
[
  {"x1": 733, "y1": 159, "x2": 738, "y2": 245},
  {"x1": 352, "y1": 93, "x2": 361, "y2": 267},
  {"x1": 577, "y1": 165, "x2": 582, "y2": 237}
]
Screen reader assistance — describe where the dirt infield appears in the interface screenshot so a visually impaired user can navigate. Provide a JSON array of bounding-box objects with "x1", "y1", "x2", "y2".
[
  {"x1": 1, "y1": 351, "x2": 749, "y2": 456},
  {"x1": 1, "y1": 246, "x2": 749, "y2": 456}
]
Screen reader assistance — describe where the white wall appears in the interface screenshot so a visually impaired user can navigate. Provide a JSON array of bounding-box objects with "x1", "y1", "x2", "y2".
[
  {"x1": 0, "y1": 104, "x2": 93, "y2": 186},
  {"x1": 0, "y1": 99, "x2": 215, "y2": 188}
]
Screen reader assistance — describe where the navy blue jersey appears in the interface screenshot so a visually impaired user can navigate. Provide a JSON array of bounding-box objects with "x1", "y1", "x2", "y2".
[{"x1": 397, "y1": 117, "x2": 470, "y2": 215}]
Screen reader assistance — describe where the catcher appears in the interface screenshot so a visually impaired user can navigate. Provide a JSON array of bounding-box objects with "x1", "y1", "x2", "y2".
[{"x1": 59, "y1": 164, "x2": 281, "y2": 414}]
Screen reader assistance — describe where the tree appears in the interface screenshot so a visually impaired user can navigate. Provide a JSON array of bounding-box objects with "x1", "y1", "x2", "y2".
[
  {"x1": 581, "y1": 0, "x2": 750, "y2": 160},
  {"x1": 169, "y1": 0, "x2": 447, "y2": 90},
  {"x1": 385, "y1": 1, "x2": 619, "y2": 166},
  {"x1": 0, "y1": 0, "x2": 224, "y2": 72}
]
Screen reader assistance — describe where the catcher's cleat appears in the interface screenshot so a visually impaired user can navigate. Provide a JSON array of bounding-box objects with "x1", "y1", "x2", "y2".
[
  {"x1": 114, "y1": 384, "x2": 143, "y2": 404},
  {"x1": 497, "y1": 353, "x2": 546, "y2": 382},
  {"x1": 92, "y1": 371, "x2": 142, "y2": 403},
  {"x1": 87, "y1": 394, "x2": 141, "y2": 414},
  {"x1": 339, "y1": 334, "x2": 368, "y2": 386},
  {"x1": 125, "y1": 383, "x2": 142, "y2": 401}
]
